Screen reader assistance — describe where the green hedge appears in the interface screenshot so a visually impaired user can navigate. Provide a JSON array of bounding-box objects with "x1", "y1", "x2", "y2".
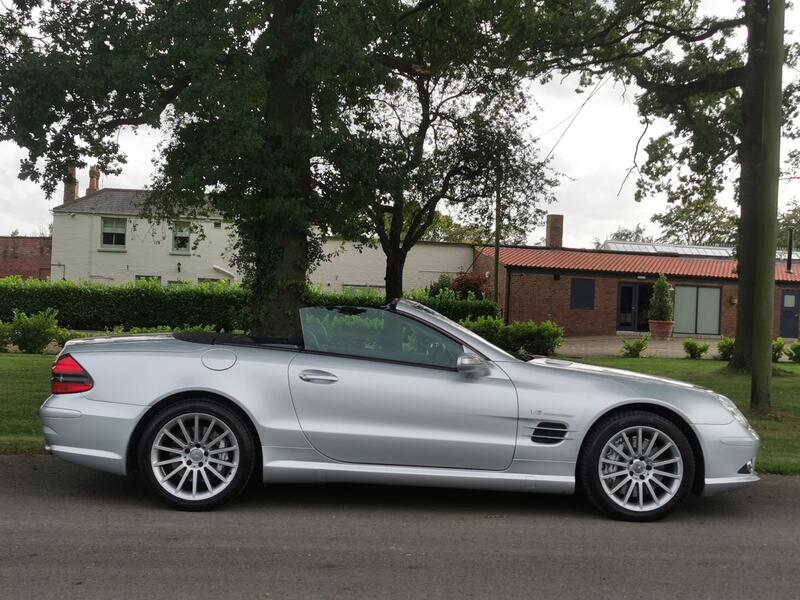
[
  {"x1": 460, "y1": 315, "x2": 564, "y2": 356},
  {"x1": 0, "y1": 277, "x2": 498, "y2": 331}
]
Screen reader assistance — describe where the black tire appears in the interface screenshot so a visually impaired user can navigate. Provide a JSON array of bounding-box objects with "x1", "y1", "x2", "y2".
[
  {"x1": 138, "y1": 398, "x2": 256, "y2": 510},
  {"x1": 579, "y1": 411, "x2": 695, "y2": 522}
]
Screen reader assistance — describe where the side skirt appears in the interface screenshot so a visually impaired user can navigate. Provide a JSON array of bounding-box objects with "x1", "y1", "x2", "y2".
[{"x1": 260, "y1": 447, "x2": 575, "y2": 495}]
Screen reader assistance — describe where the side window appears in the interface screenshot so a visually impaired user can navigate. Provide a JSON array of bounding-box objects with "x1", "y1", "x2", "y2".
[
  {"x1": 299, "y1": 307, "x2": 464, "y2": 369},
  {"x1": 570, "y1": 278, "x2": 595, "y2": 310},
  {"x1": 101, "y1": 217, "x2": 126, "y2": 249},
  {"x1": 172, "y1": 221, "x2": 191, "y2": 254}
]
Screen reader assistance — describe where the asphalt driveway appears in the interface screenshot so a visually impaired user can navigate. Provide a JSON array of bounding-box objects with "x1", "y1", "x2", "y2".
[{"x1": 1, "y1": 455, "x2": 799, "y2": 599}]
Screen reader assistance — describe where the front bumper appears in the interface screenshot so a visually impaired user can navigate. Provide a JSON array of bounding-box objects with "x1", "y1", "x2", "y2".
[
  {"x1": 40, "y1": 394, "x2": 144, "y2": 475},
  {"x1": 694, "y1": 420, "x2": 761, "y2": 496}
]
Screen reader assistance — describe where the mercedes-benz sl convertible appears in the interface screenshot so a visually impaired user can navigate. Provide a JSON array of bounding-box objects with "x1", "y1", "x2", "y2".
[{"x1": 40, "y1": 299, "x2": 759, "y2": 520}]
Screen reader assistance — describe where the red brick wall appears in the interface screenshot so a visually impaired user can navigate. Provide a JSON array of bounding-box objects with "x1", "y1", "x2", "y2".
[
  {"x1": 506, "y1": 271, "x2": 620, "y2": 335},
  {"x1": 0, "y1": 236, "x2": 51, "y2": 279}
]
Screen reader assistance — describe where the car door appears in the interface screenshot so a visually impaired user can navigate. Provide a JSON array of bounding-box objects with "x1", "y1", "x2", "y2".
[{"x1": 287, "y1": 306, "x2": 518, "y2": 471}]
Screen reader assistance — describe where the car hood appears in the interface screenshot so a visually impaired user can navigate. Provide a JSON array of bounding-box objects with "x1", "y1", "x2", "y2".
[{"x1": 524, "y1": 356, "x2": 708, "y2": 392}]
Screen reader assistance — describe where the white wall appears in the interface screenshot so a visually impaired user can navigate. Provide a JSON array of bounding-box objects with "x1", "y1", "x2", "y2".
[
  {"x1": 51, "y1": 215, "x2": 474, "y2": 290},
  {"x1": 310, "y1": 238, "x2": 474, "y2": 293},
  {"x1": 51, "y1": 212, "x2": 238, "y2": 284}
]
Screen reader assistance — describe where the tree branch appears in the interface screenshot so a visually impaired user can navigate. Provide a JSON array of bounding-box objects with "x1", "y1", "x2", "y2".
[{"x1": 97, "y1": 76, "x2": 191, "y2": 130}]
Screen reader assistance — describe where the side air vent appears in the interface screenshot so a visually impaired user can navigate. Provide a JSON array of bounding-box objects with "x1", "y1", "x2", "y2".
[{"x1": 531, "y1": 421, "x2": 568, "y2": 444}]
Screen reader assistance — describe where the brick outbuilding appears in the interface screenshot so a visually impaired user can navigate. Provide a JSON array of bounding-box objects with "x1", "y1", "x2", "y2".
[
  {"x1": 0, "y1": 236, "x2": 51, "y2": 279},
  {"x1": 474, "y1": 217, "x2": 800, "y2": 338}
]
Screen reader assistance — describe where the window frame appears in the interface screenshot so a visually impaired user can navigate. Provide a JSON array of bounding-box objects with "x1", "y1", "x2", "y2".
[
  {"x1": 570, "y1": 278, "x2": 596, "y2": 310},
  {"x1": 172, "y1": 221, "x2": 191, "y2": 254},
  {"x1": 673, "y1": 284, "x2": 722, "y2": 335},
  {"x1": 100, "y1": 217, "x2": 127, "y2": 249},
  {"x1": 298, "y1": 306, "x2": 470, "y2": 372}
]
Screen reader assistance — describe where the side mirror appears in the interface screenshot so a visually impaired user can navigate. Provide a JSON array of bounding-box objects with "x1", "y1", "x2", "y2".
[{"x1": 457, "y1": 353, "x2": 490, "y2": 377}]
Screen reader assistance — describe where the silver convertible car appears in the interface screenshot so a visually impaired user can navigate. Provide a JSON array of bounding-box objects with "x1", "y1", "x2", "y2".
[{"x1": 41, "y1": 299, "x2": 759, "y2": 520}]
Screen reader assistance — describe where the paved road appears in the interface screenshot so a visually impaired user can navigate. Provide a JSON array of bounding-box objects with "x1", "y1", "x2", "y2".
[{"x1": 1, "y1": 456, "x2": 799, "y2": 600}]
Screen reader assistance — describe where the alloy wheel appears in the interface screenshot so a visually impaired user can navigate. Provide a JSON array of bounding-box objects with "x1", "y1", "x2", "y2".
[
  {"x1": 150, "y1": 412, "x2": 240, "y2": 501},
  {"x1": 597, "y1": 425, "x2": 683, "y2": 512}
]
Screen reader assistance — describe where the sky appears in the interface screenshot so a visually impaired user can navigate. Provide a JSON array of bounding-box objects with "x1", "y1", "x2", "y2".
[{"x1": 1, "y1": 1, "x2": 798, "y2": 248}]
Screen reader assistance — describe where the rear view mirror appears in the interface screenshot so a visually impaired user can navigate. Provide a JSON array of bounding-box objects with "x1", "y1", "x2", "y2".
[{"x1": 457, "y1": 353, "x2": 490, "y2": 377}]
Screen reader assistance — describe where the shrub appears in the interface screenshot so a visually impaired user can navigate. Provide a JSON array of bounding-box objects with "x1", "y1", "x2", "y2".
[
  {"x1": 648, "y1": 274, "x2": 673, "y2": 321},
  {"x1": 504, "y1": 320, "x2": 564, "y2": 356},
  {"x1": 787, "y1": 340, "x2": 800, "y2": 363},
  {"x1": 459, "y1": 315, "x2": 505, "y2": 347},
  {"x1": 0, "y1": 277, "x2": 499, "y2": 331},
  {"x1": 450, "y1": 271, "x2": 491, "y2": 300},
  {"x1": 9, "y1": 308, "x2": 59, "y2": 353},
  {"x1": 717, "y1": 336, "x2": 735, "y2": 361},
  {"x1": 0, "y1": 319, "x2": 10, "y2": 352},
  {"x1": 0, "y1": 276, "x2": 247, "y2": 331},
  {"x1": 620, "y1": 334, "x2": 649, "y2": 358},
  {"x1": 772, "y1": 337, "x2": 787, "y2": 363},
  {"x1": 426, "y1": 273, "x2": 453, "y2": 297},
  {"x1": 460, "y1": 316, "x2": 564, "y2": 357},
  {"x1": 683, "y1": 338, "x2": 710, "y2": 360}
]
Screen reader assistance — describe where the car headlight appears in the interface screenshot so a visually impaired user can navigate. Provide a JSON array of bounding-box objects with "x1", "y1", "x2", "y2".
[{"x1": 717, "y1": 394, "x2": 751, "y2": 429}]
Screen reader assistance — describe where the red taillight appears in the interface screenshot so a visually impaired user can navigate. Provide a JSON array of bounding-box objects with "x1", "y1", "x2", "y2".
[{"x1": 51, "y1": 354, "x2": 93, "y2": 394}]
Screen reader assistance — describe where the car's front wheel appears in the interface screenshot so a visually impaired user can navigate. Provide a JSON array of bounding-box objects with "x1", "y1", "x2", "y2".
[
  {"x1": 138, "y1": 399, "x2": 255, "y2": 510},
  {"x1": 580, "y1": 411, "x2": 695, "y2": 521}
]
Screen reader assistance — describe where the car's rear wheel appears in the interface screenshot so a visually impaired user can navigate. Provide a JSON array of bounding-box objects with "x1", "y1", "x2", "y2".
[
  {"x1": 580, "y1": 411, "x2": 695, "y2": 521},
  {"x1": 138, "y1": 399, "x2": 255, "y2": 510}
]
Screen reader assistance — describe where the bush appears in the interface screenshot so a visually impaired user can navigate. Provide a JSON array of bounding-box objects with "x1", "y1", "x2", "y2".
[
  {"x1": 449, "y1": 271, "x2": 491, "y2": 300},
  {"x1": 683, "y1": 338, "x2": 710, "y2": 360},
  {"x1": 0, "y1": 319, "x2": 10, "y2": 352},
  {"x1": 460, "y1": 316, "x2": 564, "y2": 357},
  {"x1": 458, "y1": 315, "x2": 505, "y2": 347},
  {"x1": 426, "y1": 273, "x2": 453, "y2": 297},
  {"x1": 0, "y1": 276, "x2": 247, "y2": 330},
  {"x1": 717, "y1": 336, "x2": 735, "y2": 361},
  {"x1": 620, "y1": 334, "x2": 649, "y2": 358},
  {"x1": 787, "y1": 340, "x2": 800, "y2": 363},
  {"x1": 772, "y1": 337, "x2": 787, "y2": 363},
  {"x1": 9, "y1": 308, "x2": 59, "y2": 353},
  {"x1": 648, "y1": 274, "x2": 673, "y2": 321},
  {"x1": 0, "y1": 276, "x2": 499, "y2": 331}
]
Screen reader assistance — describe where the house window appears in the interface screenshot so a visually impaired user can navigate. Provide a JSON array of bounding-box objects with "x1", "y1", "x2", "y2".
[
  {"x1": 213, "y1": 222, "x2": 222, "y2": 229},
  {"x1": 570, "y1": 278, "x2": 595, "y2": 310},
  {"x1": 198, "y1": 277, "x2": 220, "y2": 284},
  {"x1": 172, "y1": 222, "x2": 191, "y2": 254},
  {"x1": 674, "y1": 286, "x2": 721, "y2": 335},
  {"x1": 101, "y1": 217, "x2": 126, "y2": 249}
]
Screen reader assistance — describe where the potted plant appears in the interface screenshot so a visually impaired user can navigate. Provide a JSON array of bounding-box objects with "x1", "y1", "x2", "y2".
[{"x1": 648, "y1": 273, "x2": 674, "y2": 338}]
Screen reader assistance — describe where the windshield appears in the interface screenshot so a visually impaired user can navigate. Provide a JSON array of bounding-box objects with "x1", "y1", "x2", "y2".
[{"x1": 396, "y1": 299, "x2": 516, "y2": 361}]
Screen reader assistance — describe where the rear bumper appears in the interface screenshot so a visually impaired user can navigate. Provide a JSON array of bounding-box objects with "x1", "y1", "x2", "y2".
[
  {"x1": 40, "y1": 395, "x2": 144, "y2": 476},
  {"x1": 693, "y1": 421, "x2": 761, "y2": 496}
]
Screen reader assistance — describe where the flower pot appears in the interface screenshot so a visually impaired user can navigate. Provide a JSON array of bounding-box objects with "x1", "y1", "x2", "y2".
[{"x1": 649, "y1": 320, "x2": 674, "y2": 339}]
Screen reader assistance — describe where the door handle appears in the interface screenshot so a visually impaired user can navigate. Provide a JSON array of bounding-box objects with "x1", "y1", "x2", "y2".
[{"x1": 298, "y1": 370, "x2": 338, "y2": 384}]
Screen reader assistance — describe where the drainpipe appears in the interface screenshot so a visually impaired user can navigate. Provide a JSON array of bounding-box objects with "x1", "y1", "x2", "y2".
[{"x1": 788, "y1": 229, "x2": 794, "y2": 273}]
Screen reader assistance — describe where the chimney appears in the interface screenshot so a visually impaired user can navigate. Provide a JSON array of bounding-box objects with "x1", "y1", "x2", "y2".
[
  {"x1": 545, "y1": 214, "x2": 564, "y2": 248},
  {"x1": 88, "y1": 165, "x2": 100, "y2": 193},
  {"x1": 62, "y1": 166, "x2": 78, "y2": 204}
]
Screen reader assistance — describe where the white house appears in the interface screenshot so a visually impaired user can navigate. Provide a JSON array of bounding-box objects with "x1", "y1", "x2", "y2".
[{"x1": 50, "y1": 186, "x2": 474, "y2": 290}]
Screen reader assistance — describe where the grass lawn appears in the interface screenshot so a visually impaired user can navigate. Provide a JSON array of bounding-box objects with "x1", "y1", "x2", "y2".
[
  {"x1": 0, "y1": 353, "x2": 53, "y2": 453},
  {"x1": 1, "y1": 353, "x2": 798, "y2": 474},
  {"x1": 582, "y1": 357, "x2": 800, "y2": 475}
]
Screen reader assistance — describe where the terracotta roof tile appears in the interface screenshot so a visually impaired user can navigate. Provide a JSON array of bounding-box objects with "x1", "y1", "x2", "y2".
[{"x1": 477, "y1": 246, "x2": 800, "y2": 284}]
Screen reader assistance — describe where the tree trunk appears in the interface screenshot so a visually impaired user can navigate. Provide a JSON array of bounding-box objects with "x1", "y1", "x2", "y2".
[
  {"x1": 247, "y1": 0, "x2": 315, "y2": 338},
  {"x1": 750, "y1": 0, "x2": 784, "y2": 412},
  {"x1": 730, "y1": 0, "x2": 768, "y2": 370},
  {"x1": 385, "y1": 251, "x2": 407, "y2": 300}
]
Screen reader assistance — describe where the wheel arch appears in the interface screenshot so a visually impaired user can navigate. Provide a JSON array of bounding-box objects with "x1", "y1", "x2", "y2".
[
  {"x1": 125, "y1": 390, "x2": 263, "y2": 475},
  {"x1": 576, "y1": 402, "x2": 706, "y2": 495}
]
